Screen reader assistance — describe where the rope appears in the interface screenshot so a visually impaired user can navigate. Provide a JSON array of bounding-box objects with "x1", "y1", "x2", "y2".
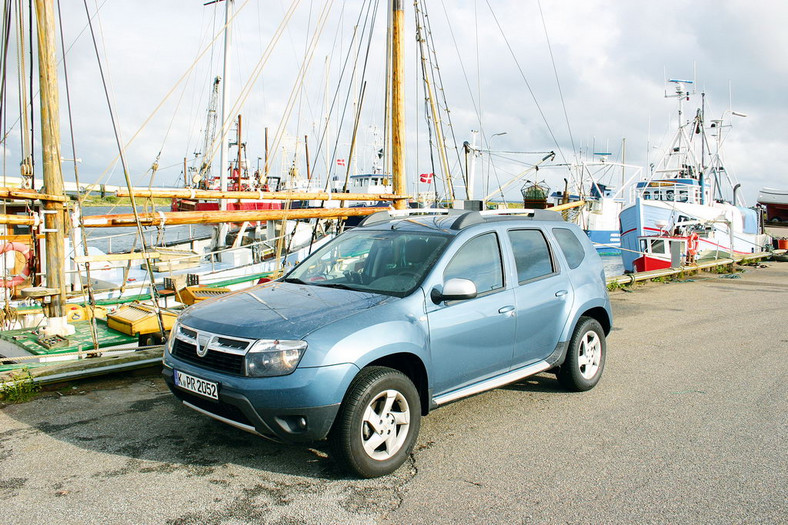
[
  {"x1": 483, "y1": 0, "x2": 568, "y2": 165},
  {"x1": 82, "y1": 0, "x2": 165, "y2": 336},
  {"x1": 536, "y1": 0, "x2": 577, "y2": 162},
  {"x1": 83, "y1": 0, "x2": 254, "y2": 197},
  {"x1": 418, "y1": 1, "x2": 465, "y2": 193},
  {"x1": 57, "y1": 0, "x2": 100, "y2": 350},
  {"x1": 198, "y1": 0, "x2": 305, "y2": 179}
]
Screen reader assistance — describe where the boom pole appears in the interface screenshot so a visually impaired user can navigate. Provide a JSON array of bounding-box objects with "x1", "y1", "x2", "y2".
[
  {"x1": 34, "y1": 0, "x2": 71, "y2": 336},
  {"x1": 390, "y1": 0, "x2": 406, "y2": 209}
]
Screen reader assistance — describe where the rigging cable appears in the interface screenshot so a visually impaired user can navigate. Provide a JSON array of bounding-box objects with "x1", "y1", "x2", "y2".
[
  {"x1": 26, "y1": 0, "x2": 32, "y2": 189},
  {"x1": 81, "y1": 0, "x2": 165, "y2": 336},
  {"x1": 304, "y1": 0, "x2": 376, "y2": 191},
  {"x1": 537, "y1": 0, "x2": 577, "y2": 162},
  {"x1": 56, "y1": 0, "x2": 99, "y2": 349},
  {"x1": 0, "y1": 1, "x2": 7, "y2": 323},
  {"x1": 85, "y1": 0, "x2": 254, "y2": 196},
  {"x1": 436, "y1": 0, "x2": 503, "y2": 201},
  {"x1": 418, "y1": 1, "x2": 465, "y2": 194},
  {"x1": 484, "y1": 0, "x2": 568, "y2": 165},
  {"x1": 197, "y1": 0, "x2": 304, "y2": 180}
]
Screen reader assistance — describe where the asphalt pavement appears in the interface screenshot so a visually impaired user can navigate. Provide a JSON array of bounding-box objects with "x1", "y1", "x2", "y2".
[{"x1": 1, "y1": 262, "x2": 786, "y2": 524}]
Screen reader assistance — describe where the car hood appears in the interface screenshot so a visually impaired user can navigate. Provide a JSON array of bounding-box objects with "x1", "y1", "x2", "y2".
[{"x1": 177, "y1": 281, "x2": 393, "y2": 340}]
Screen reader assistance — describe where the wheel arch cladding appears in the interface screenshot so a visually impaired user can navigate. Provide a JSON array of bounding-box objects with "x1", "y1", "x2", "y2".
[{"x1": 366, "y1": 352, "x2": 430, "y2": 416}]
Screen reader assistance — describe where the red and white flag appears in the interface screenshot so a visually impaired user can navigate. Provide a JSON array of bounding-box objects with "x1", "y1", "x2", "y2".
[
  {"x1": 419, "y1": 172, "x2": 433, "y2": 183},
  {"x1": 336, "y1": 158, "x2": 346, "y2": 167}
]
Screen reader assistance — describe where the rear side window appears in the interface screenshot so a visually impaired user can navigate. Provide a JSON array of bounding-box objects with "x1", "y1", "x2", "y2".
[
  {"x1": 553, "y1": 227, "x2": 586, "y2": 269},
  {"x1": 508, "y1": 229, "x2": 554, "y2": 283},
  {"x1": 444, "y1": 233, "x2": 503, "y2": 294}
]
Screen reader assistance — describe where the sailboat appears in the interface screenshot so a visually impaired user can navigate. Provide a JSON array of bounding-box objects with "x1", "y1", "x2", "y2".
[{"x1": 619, "y1": 80, "x2": 770, "y2": 273}]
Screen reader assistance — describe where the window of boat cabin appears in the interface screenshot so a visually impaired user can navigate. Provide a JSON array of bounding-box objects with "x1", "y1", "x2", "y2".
[
  {"x1": 641, "y1": 238, "x2": 667, "y2": 255},
  {"x1": 552, "y1": 227, "x2": 586, "y2": 269},
  {"x1": 507, "y1": 229, "x2": 555, "y2": 283},
  {"x1": 443, "y1": 233, "x2": 503, "y2": 295}
]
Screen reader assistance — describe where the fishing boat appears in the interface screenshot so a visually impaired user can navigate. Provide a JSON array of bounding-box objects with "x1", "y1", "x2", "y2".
[
  {"x1": 555, "y1": 155, "x2": 643, "y2": 255},
  {"x1": 619, "y1": 80, "x2": 770, "y2": 273},
  {"x1": 0, "y1": 0, "x2": 405, "y2": 350},
  {"x1": 758, "y1": 187, "x2": 788, "y2": 224}
]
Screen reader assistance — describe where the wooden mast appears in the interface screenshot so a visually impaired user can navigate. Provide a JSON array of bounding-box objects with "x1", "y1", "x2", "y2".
[
  {"x1": 390, "y1": 0, "x2": 406, "y2": 209},
  {"x1": 34, "y1": 0, "x2": 71, "y2": 336},
  {"x1": 217, "y1": 0, "x2": 233, "y2": 245}
]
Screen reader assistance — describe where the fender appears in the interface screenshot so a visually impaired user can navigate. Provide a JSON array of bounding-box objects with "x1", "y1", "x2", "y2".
[{"x1": 560, "y1": 296, "x2": 612, "y2": 342}]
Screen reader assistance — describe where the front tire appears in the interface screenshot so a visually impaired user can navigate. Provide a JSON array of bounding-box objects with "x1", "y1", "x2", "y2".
[
  {"x1": 558, "y1": 317, "x2": 606, "y2": 392},
  {"x1": 330, "y1": 366, "x2": 421, "y2": 478}
]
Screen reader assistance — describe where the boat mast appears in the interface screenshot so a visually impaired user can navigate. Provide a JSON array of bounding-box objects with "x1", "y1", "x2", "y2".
[
  {"x1": 34, "y1": 0, "x2": 70, "y2": 336},
  {"x1": 217, "y1": 0, "x2": 233, "y2": 244},
  {"x1": 415, "y1": 1, "x2": 453, "y2": 202},
  {"x1": 699, "y1": 91, "x2": 706, "y2": 204},
  {"x1": 390, "y1": 0, "x2": 406, "y2": 209}
]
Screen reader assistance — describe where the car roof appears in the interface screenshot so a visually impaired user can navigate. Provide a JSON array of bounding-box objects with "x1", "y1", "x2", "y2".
[{"x1": 357, "y1": 208, "x2": 567, "y2": 233}]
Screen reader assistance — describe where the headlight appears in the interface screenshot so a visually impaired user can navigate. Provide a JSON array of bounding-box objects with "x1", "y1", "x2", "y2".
[
  {"x1": 245, "y1": 339, "x2": 307, "y2": 377},
  {"x1": 165, "y1": 320, "x2": 179, "y2": 356}
]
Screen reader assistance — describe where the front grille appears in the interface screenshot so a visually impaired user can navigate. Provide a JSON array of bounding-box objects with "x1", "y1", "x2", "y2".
[
  {"x1": 217, "y1": 337, "x2": 248, "y2": 350},
  {"x1": 171, "y1": 324, "x2": 255, "y2": 375},
  {"x1": 173, "y1": 339, "x2": 245, "y2": 375}
]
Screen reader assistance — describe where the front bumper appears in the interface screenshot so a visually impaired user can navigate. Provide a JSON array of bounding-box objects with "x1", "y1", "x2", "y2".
[{"x1": 162, "y1": 358, "x2": 359, "y2": 443}]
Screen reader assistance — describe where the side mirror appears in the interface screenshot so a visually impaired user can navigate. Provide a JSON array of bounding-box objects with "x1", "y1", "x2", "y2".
[{"x1": 431, "y1": 278, "x2": 477, "y2": 304}]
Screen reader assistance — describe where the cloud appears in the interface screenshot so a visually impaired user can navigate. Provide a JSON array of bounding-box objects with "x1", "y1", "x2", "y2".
[{"x1": 3, "y1": 0, "x2": 785, "y2": 208}]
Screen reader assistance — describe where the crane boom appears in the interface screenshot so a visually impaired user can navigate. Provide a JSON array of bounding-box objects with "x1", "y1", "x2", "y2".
[{"x1": 197, "y1": 76, "x2": 221, "y2": 186}]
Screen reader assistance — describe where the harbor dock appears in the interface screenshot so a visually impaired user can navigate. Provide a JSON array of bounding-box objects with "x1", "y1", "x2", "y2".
[
  {"x1": 1, "y1": 249, "x2": 785, "y2": 385},
  {"x1": 0, "y1": 260, "x2": 784, "y2": 522}
]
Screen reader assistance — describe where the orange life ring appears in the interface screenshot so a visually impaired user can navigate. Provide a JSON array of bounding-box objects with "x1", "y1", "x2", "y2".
[
  {"x1": 1, "y1": 242, "x2": 32, "y2": 288},
  {"x1": 687, "y1": 233, "x2": 699, "y2": 256}
]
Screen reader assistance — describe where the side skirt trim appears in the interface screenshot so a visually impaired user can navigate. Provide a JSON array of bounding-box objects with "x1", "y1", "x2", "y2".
[{"x1": 433, "y1": 360, "x2": 551, "y2": 406}]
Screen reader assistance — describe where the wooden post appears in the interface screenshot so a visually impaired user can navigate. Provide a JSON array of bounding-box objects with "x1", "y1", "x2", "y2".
[
  {"x1": 304, "y1": 135, "x2": 312, "y2": 181},
  {"x1": 391, "y1": 0, "x2": 406, "y2": 209},
  {"x1": 264, "y1": 127, "x2": 270, "y2": 184},
  {"x1": 235, "y1": 114, "x2": 243, "y2": 189},
  {"x1": 34, "y1": 0, "x2": 69, "y2": 333}
]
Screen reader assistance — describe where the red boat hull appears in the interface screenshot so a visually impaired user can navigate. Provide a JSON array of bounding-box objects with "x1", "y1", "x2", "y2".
[
  {"x1": 632, "y1": 255, "x2": 672, "y2": 273},
  {"x1": 171, "y1": 199, "x2": 283, "y2": 212}
]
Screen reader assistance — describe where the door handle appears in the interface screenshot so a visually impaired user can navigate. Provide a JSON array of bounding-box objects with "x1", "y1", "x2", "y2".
[
  {"x1": 498, "y1": 305, "x2": 516, "y2": 317},
  {"x1": 555, "y1": 290, "x2": 568, "y2": 297}
]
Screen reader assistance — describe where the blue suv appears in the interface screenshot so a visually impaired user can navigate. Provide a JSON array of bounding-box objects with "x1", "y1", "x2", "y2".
[{"x1": 163, "y1": 209, "x2": 612, "y2": 477}]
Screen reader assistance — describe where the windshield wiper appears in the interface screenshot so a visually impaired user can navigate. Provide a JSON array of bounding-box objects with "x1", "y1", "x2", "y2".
[
  {"x1": 283, "y1": 277, "x2": 308, "y2": 285},
  {"x1": 314, "y1": 282, "x2": 356, "y2": 291}
]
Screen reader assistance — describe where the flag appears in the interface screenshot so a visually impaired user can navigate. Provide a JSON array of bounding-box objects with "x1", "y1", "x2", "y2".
[
  {"x1": 336, "y1": 158, "x2": 346, "y2": 167},
  {"x1": 419, "y1": 172, "x2": 433, "y2": 183}
]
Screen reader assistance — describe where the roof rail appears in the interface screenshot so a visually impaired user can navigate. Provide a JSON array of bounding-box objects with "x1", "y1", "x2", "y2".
[
  {"x1": 480, "y1": 208, "x2": 564, "y2": 221},
  {"x1": 357, "y1": 208, "x2": 466, "y2": 227}
]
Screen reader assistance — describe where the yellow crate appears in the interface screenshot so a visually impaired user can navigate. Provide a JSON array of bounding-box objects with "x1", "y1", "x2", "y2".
[
  {"x1": 176, "y1": 286, "x2": 231, "y2": 306},
  {"x1": 106, "y1": 304, "x2": 177, "y2": 336}
]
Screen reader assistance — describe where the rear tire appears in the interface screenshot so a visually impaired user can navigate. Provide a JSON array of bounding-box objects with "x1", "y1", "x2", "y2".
[
  {"x1": 330, "y1": 366, "x2": 421, "y2": 478},
  {"x1": 558, "y1": 317, "x2": 606, "y2": 392}
]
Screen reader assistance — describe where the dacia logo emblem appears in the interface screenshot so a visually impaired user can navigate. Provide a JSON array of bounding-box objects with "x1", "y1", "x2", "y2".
[{"x1": 196, "y1": 333, "x2": 211, "y2": 357}]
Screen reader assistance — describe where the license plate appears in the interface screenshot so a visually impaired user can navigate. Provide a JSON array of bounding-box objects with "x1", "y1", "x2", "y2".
[{"x1": 173, "y1": 370, "x2": 219, "y2": 400}]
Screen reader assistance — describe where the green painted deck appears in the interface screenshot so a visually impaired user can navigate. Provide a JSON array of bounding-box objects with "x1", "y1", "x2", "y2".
[{"x1": 0, "y1": 319, "x2": 138, "y2": 359}]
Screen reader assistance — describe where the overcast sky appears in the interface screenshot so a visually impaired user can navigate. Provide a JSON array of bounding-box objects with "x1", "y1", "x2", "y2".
[{"x1": 2, "y1": 0, "x2": 786, "y2": 206}]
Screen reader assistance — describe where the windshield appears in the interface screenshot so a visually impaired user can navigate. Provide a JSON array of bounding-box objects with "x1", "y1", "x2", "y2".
[{"x1": 286, "y1": 229, "x2": 450, "y2": 296}]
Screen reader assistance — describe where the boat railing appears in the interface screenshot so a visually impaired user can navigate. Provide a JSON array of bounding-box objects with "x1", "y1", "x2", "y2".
[
  {"x1": 85, "y1": 224, "x2": 204, "y2": 254},
  {"x1": 630, "y1": 179, "x2": 703, "y2": 204},
  {"x1": 71, "y1": 230, "x2": 293, "y2": 274}
]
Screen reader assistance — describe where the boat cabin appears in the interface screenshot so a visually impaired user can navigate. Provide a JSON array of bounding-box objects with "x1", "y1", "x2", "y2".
[
  {"x1": 633, "y1": 234, "x2": 699, "y2": 273},
  {"x1": 636, "y1": 178, "x2": 702, "y2": 204},
  {"x1": 332, "y1": 173, "x2": 391, "y2": 194}
]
